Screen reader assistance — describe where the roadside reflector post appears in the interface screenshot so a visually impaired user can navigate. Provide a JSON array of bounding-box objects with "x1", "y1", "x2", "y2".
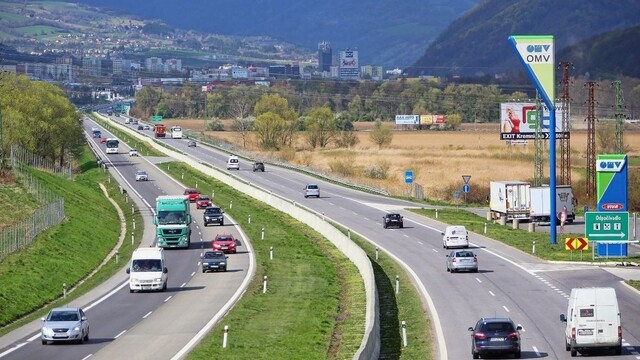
[
  {"x1": 116, "y1": 251, "x2": 119, "y2": 264},
  {"x1": 532, "y1": 241, "x2": 536, "y2": 254},
  {"x1": 435, "y1": 209, "x2": 438, "y2": 218},
  {"x1": 402, "y1": 321, "x2": 408, "y2": 347},
  {"x1": 261, "y1": 227, "x2": 265, "y2": 240},
  {"x1": 348, "y1": 229, "x2": 351, "y2": 239},
  {"x1": 269, "y1": 246, "x2": 273, "y2": 260},
  {"x1": 322, "y1": 212, "x2": 325, "y2": 221},
  {"x1": 375, "y1": 247, "x2": 379, "y2": 260},
  {"x1": 195, "y1": 182, "x2": 198, "y2": 189},
  {"x1": 133, "y1": 218, "x2": 136, "y2": 230},
  {"x1": 181, "y1": 173, "x2": 184, "y2": 179},
  {"x1": 212, "y1": 190, "x2": 215, "y2": 198},
  {"x1": 230, "y1": 200, "x2": 233, "y2": 209},
  {"x1": 248, "y1": 214, "x2": 251, "y2": 224},
  {"x1": 222, "y1": 325, "x2": 229, "y2": 348},
  {"x1": 131, "y1": 204, "x2": 135, "y2": 215},
  {"x1": 131, "y1": 231, "x2": 134, "y2": 245},
  {"x1": 263, "y1": 275, "x2": 268, "y2": 293},
  {"x1": 395, "y1": 275, "x2": 400, "y2": 294},
  {"x1": 484, "y1": 223, "x2": 487, "y2": 234},
  {"x1": 63, "y1": 283, "x2": 67, "y2": 299}
]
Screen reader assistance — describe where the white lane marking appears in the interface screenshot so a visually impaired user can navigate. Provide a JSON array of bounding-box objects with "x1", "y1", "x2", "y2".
[
  {"x1": 115, "y1": 330, "x2": 126, "y2": 339},
  {"x1": 532, "y1": 345, "x2": 539, "y2": 356},
  {"x1": 404, "y1": 234, "x2": 410, "y2": 238},
  {"x1": 82, "y1": 354, "x2": 93, "y2": 360},
  {"x1": 143, "y1": 311, "x2": 152, "y2": 319},
  {"x1": 0, "y1": 342, "x2": 28, "y2": 358},
  {"x1": 488, "y1": 291, "x2": 495, "y2": 297},
  {"x1": 417, "y1": 241, "x2": 424, "y2": 245},
  {"x1": 503, "y1": 305, "x2": 510, "y2": 312},
  {"x1": 432, "y1": 248, "x2": 439, "y2": 253},
  {"x1": 475, "y1": 278, "x2": 482, "y2": 283},
  {"x1": 181, "y1": 282, "x2": 187, "y2": 288},
  {"x1": 164, "y1": 296, "x2": 172, "y2": 302},
  {"x1": 190, "y1": 271, "x2": 196, "y2": 277}
]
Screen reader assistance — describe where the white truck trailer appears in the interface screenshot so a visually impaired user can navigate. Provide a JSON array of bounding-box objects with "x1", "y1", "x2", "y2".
[
  {"x1": 489, "y1": 181, "x2": 530, "y2": 221},
  {"x1": 529, "y1": 185, "x2": 576, "y2": 225}
]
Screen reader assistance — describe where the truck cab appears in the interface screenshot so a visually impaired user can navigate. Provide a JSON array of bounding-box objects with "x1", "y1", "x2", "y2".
[{"x1": 154, "y1": 195, "x2": 192, "y2": 248}]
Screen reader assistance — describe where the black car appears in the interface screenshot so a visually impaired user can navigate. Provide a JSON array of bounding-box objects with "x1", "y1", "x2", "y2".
[
  {"x1": 203, "y1": 206, "x2": 224, "y2": 226},
  {"x1": 137, "y1": 125, "x2": 144, "y2": 130},
  {"x1": 201, "y1": 251, "x2": 228, "y2": 272},
  {"x1": 383, "y1": 213, "x2": 403, "y2": 229},
  {"x1": 469, "y1": 317, "x2": 522, "y2": 359},
  {"x1": 252, "y1": 161, "x2": 265, "y2": 172}
]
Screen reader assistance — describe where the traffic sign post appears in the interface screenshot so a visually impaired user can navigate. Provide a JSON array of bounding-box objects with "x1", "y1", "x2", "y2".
[
  {"x1": 151, "y1": 115, "x2": 163, "y2": 122},
  {"x1": 565, "y1": 237, "x2": 589, "y2": 261},
  {"x1": 585, "y1": 211, "x2": 629, "y2": 257},
  {"x1": 461, "y1": 184, "x2": 471, "y2": 203},
  {"x1": 404, "y1": 170, "x2": 414, "y2": 184}
]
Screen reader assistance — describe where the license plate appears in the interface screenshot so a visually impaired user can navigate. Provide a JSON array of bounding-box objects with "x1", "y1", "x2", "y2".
[
  {"x1": 578, "y1": 329, "x2": 593, "y2": 336},
  {"x1": 490, "y1": 337, "x2": 505, "y2": 342},
  {"x1": 53, "y1": 334, "x2": 66, "y2": 338},
  {"x1": 221, "y1": 246, "x2": 228, "y2": 249}
]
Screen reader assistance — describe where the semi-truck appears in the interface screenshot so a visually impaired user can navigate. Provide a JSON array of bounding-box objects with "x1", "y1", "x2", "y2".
[
  {"x1": 154, "y1": 195, "x2": 191, "y2": 248},
  {"x1": 154, "y1": 124, "x2": 166, "y2": 138},
  {"x1": 489, "y1": 181, "x2": 531, "y2": 221},
  {"x1": 529, "y1": 185, "x2": 576, "y2": 224}
]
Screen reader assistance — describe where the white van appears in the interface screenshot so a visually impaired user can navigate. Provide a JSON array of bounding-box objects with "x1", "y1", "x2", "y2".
[
  {"x1": 560, "y1": 287, "x2": 622, "y2": 356},
  {"x1": 227, "y1": 155, "x2": 240, "y2": 170},
  {"x1": 126, "y1": 247, "x2": 168, "y2": 293},
  {"x1": 442, "y1": 225, "x2": 469, "y2": 249}
]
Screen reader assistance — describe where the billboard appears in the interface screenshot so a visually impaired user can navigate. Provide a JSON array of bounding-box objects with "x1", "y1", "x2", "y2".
[
  {"x1": 395, "y1": 115, "x2": 419, "y2": 125},
  {"x1": 597, "y1": 154, "x2": 628, "y2": 211},
  {"x1": 340, "y1": 50, "x2": 358, "y2": 69},
  {"x1": 500, "y1": 102, "x2": 569, "y2": 140}
]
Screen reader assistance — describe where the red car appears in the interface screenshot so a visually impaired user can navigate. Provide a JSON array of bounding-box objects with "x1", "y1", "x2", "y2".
[
  {"x1": 100, "y1": 138, "x2": 107, "y2": 144},
  {"x1": 212, "y1": 234, "x2": 237, "y2": 254},
  {"x1": 195, "y1": 195, "x2": 212, "y2": 209},
  {"x1": 183, "y1": 188, "x2": 200, "y2": 202}
]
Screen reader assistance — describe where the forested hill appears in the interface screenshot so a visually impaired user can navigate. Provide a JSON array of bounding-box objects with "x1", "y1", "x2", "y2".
[
  {"x1": 406, "y1": 0, "x2": 640, "y2": 78},
  {"x1": 65, "y1": 0, "x2": 478, "y2": 68}
]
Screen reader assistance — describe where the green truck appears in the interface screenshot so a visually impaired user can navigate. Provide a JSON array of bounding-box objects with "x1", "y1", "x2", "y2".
[{"x1": 154, "y1": 195, "x2": 192, "y2": 248}]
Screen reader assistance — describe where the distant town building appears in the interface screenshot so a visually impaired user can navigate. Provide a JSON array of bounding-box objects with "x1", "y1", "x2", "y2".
[
  {"x1": 164, "y1": 58, "x2": 182, "y2": 73},
  {"x1": 112, "y1": 58, "x2": 132, "y2": 74},
  {"x1": 231, "y1": 66, "x2": 249, "y2": 79},
  {"x1": 318, "y1": 41, "x2": 332, "y2": 73},
  {"x1": 361, "y1": 65, "x2": 384, "y2": 81},
  {"x1": 268, "y1": 64, "x2": 300, "y2": 79},
  {"x1": 82, "y1": 56, "x2": 102, "y2": 77},
  {"x1": 145, "y1": 57, "x2": 164, "y2": 73},
  {"x1": 339, "y1": 49, "x2": 359, "y2": 80}
]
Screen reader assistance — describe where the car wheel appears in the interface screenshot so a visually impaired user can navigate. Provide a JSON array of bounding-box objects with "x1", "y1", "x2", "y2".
[
  {"x1": 614, "y1": 345, "x2": 622, "y2": 355},
  {"x1": 223, "y1": 267, "x2": 227, "y2": 272},
  {"x1": 400, "y1": 224, "x2": 403, "y2": 228},
  {"x1": 84, "y1": 331, "x2": 89, "y2": 342},
  {"x1": 42, "y1": 339, "x2": 47, "y2": 345},
  {"x1": 514, "y1": 350, "x2": 521, "y2": 358},
  {"x1": 162, "y1": 281, "x2": 167, "y2": 291},
  {"x1": 570, "y1": 348, "x2": 577, "y2": 357},
  {"x1": 565, "y1": 341, "x2": 570, "y2": 351},
  {"x1": 383, "y1": 224, "x2": 388, "y2": 229},
  {"x1": 472, "y1": 351, "x2": 479, "y2": 359},
  {"x1": 220, "y1": 221, "x2": 224, "y2": 226},
  {"x1": 304, "y1": 195, "x2": 308, "y2": 198}
]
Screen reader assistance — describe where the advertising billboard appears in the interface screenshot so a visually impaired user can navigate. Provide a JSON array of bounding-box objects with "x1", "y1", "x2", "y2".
[
  {"x1": 419, "y1": 115, "x2": 445, "y2": 125},
  {"x1": 395, "y1": 115, "x2": 419, "y2": 125},
  {"x1": 500, "y1": 102, "x2": 569, "y2": 140},
  {"x1": 340, "y1": 50, "x2": 358, "y2": 68}
]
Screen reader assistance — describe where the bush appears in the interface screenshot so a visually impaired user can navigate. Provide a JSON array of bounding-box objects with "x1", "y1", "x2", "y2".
[
  {"x1": 206, "y1": 118, "x2": 224, "y2": 131},
  {"x1": 329, "y1": 157, "x2": 357, "y2": 177},
  {"x1": 362, "y1": 160, "x2": 390, "y2": 179}
]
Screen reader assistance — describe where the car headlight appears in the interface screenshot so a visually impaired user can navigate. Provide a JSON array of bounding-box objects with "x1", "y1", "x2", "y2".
[
  {"x1": 154, "y1": 277, "x2": 162, "y2": 282},
  {"x1": 131, "y1": 278, "x2": 139, "y2": 284},
  {"x1": 203, "y1": 262, "x2": 209, "y2": 265},
  {"x1": 73, "y1": 325, "x2": 81, "y2": 332},
  {"x1": 219, "y1": 262, "x2": 226, "y2": 265},
  {"x1": 204, "y1": 216, "x2": 210, "y2": 220}
]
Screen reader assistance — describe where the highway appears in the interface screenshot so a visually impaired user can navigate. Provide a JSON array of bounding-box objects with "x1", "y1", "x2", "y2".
[
  {"x1": 2, "y1": 112, "x2": 640, "y2": 360},
  {"x1": 112, "y1": 116, "x2": 640, "y2": 359},
  {"x1": 0, "y1": 118, "x2": 254, "y2": 360}
]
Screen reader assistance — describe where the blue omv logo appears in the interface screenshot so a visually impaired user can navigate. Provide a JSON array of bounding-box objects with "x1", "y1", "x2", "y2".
[{"x1": 596, "y1": 159, "x2": 625, "y2": 172}]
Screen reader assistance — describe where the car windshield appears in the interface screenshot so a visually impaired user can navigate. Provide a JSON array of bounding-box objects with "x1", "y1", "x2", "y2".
[
  {"x1": 307, "y1": 185, "x2": 318, "y2": 190},
  {"x1": 455, "y1": 251, "x2": 474, "y2": 257},
  {"x1": 215, "y1": 236, "x2": 233, "y2": 242},
  {"x1": 205, "y1": 208, "x2": 221, "y2": 215},
  {"x1": 186, "y1": 190, "x2": 198, "y2": 195},
  {"x1": 48, "y1": 310, "x2": 79, "y2": 322},
  {"x1": 137, "y1": 171, "x2": 146, "y2": 175},
  {"x1": 157, "y1": 210, "x2": 186, "y2": 224},
  {"x1": 198, "y1": 196, "x2": 210, "y2": 201},
  {"x1": 131, "y1": 259, "x2": 162, "y2": 272},
  {"x1": 481, "y1": 322, "x2": 515, "y2": 333},
  {"x1": 204, "y1": 252, "x2": 224, "y2": 259},
  {"x1": 388, "y1": 214, "x2": 401, "y2": 219}
]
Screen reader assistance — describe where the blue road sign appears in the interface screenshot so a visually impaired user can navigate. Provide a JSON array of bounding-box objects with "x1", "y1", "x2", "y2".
[
  {"x1": 404, "y1": 170, "x2": 414, "y2": 184},
  {"x1": 462, "y1": 184, "x2": 471, "y2": 193}
]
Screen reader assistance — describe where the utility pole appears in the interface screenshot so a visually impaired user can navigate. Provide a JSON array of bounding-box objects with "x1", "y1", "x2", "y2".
[
  {"x1": 613, "y1": 80, "x2": 625, "y2": 154},
  {"x1": 559, "y1": 62, "x2": 572, "y2": 185},
  {"x1": 585, "y1": 81, "x2": 597, "y2": 200},
  {"x1": 533, "y1": 91, "x2": 544, "y2": 186}
]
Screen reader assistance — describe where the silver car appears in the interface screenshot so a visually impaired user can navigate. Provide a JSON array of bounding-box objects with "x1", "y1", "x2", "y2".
[
  {"x1": 446, "y1": 250, "x2": 478, "y2": 273},
  {"x1": 303, "y1": 184, "x2": 320, "y2": 198},
  {"x1": 135, "y1": 170, "x2": 148, "y2": 181},
  {"x1": 41, "y1": 307, "x2": 90, "y2": 344}
]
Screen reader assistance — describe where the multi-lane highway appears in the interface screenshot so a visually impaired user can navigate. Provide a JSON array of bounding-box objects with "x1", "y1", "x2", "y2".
[
  {"x1": 0, "y1": 117, "x2": 254, "y2": 360},
  {"x1": 2, "y1": 112, "x2": 640, "y2": 359}
]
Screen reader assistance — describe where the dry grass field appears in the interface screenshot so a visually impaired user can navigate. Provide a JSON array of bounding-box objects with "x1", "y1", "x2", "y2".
[{"x1": 163, "y1": 118, "x2": 640, "y2": 202}]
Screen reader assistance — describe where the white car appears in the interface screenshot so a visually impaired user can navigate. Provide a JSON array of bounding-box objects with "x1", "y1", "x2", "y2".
[
  {"x1": 227, "y1": 155, "x2": 240, "y2": 170},
  {"x1": 135, "y1": 170, "x2": 148, "y2": 181},
  {"x1": 303, "y1": 184, "x2": 320, "y2": 198},
  {"x1": 128, "y1": 148, "x2": 138, "y2": 157},
  {"x1": 41, "y1": 307, "x2": 89, "y2": 344},
  {"x1": 442, "y1": 225, "x2": 469, "y2": 249}
]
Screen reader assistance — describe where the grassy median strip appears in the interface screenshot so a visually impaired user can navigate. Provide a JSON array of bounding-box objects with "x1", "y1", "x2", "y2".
[
  {"x1": 159, "y1": 162, "x2": 364, "y2": 359},
  {"x1": 0, "y1": 147, "x2": 143, "y2": 334}
]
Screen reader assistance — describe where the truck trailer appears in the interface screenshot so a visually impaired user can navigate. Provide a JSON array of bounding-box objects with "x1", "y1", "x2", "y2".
[
  {"x1": 154, "y1": 123, "x2": 166, "y2": 138},
  {"x1": 154, "y1": 195, "x2": 191, "y2": 248},
  {"x1": 529, "y1": 185, "x2": 576, "y2": 225},
  {"x1": 489, "y1": 181, "x2": 530, "y2": 221}
]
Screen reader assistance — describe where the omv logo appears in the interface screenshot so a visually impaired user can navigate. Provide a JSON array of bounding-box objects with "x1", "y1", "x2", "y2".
[{"x1": 596, "y1": 159, "x2": 625, "y2": 172}]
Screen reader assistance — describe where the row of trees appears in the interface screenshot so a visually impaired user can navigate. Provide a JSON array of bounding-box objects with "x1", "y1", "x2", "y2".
[{"x1": 0, "y1": 73, "x2": 84, "y2": 170}]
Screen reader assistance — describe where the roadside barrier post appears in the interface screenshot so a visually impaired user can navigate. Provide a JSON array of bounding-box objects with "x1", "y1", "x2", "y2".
[
  {"x1": 484, "y1": 223, "x2": 487, "y2": 234},
  {"x1": 195, "y1": 182, "x2": 198, "y2": 189},
  {"x1": 181, "y1": 173, "x2": 184, "y2": 179},
  {"x1": 131, "y1": 204, "x2": 134, "y2": 215},
  {"x1": 347, "y1": 229, "x2": 351, "y2": 239},
  {"x1": 322, "y1": 212, "x2": 325, "y2": 221},
  {"x1": 269, "y1": 246, "x2": 273, "y2": 260},
  {"x1": 402, "y1": 321, "x2": 407, "y2": 347},
  {"x1": 211, "y1": 190, "x2": 214, "y2": 198},
  {"x1": 261, "y1": 227, "x2": 265, "y2": 240},
  {"x1": 532, "y1": 241, "x2": 536, "y2": 254},
  {"x1": 63, "y1": 283, "x2": 67, "y2": 299},
  {"x1": 133, "y1": 218, "x2": 136, "y2": 230},
  {"x1": 248, "y1": 214, "x2": 251, "y2": 224},
  {"x1": 376, "y1": 247, "x2": 379, "y2": 260},
  {"x1": 230, "y1": 200, "x2": 233, "y2": 209},
  {"x1": 435, "y1": 209, "x2": 438, "y2": 218},
  {"x1": 115, "y1": 251, "x2": 119, "y2": 264},
  {"x1": 395, "y1": 275, "x2": 400, "y2": 294},
  {"x1": 222, "y1": 325, "x2": 228, "y2": 348},
  {"x1": 131, "y1": 231, "x2": 134, "y2": 245},
  {"x1": 263, "y1": 276, "x2": 268, "y2": 293}
]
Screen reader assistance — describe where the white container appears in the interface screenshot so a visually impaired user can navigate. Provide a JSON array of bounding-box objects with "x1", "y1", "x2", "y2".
[
  {"x1": 489, "y1": 181, "x2": 531, "y2": 221},
  {"x1": 529, "y1": 185, "x2": 576, "y2": 224}
]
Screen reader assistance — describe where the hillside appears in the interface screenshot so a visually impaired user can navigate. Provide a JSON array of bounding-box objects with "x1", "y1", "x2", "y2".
[
  {"x1": 64, "y1": 0, "x2": 479, "y2": 68},
  {"x1": 407, "y1": 0, "x2": 640, "y2": 78}
]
